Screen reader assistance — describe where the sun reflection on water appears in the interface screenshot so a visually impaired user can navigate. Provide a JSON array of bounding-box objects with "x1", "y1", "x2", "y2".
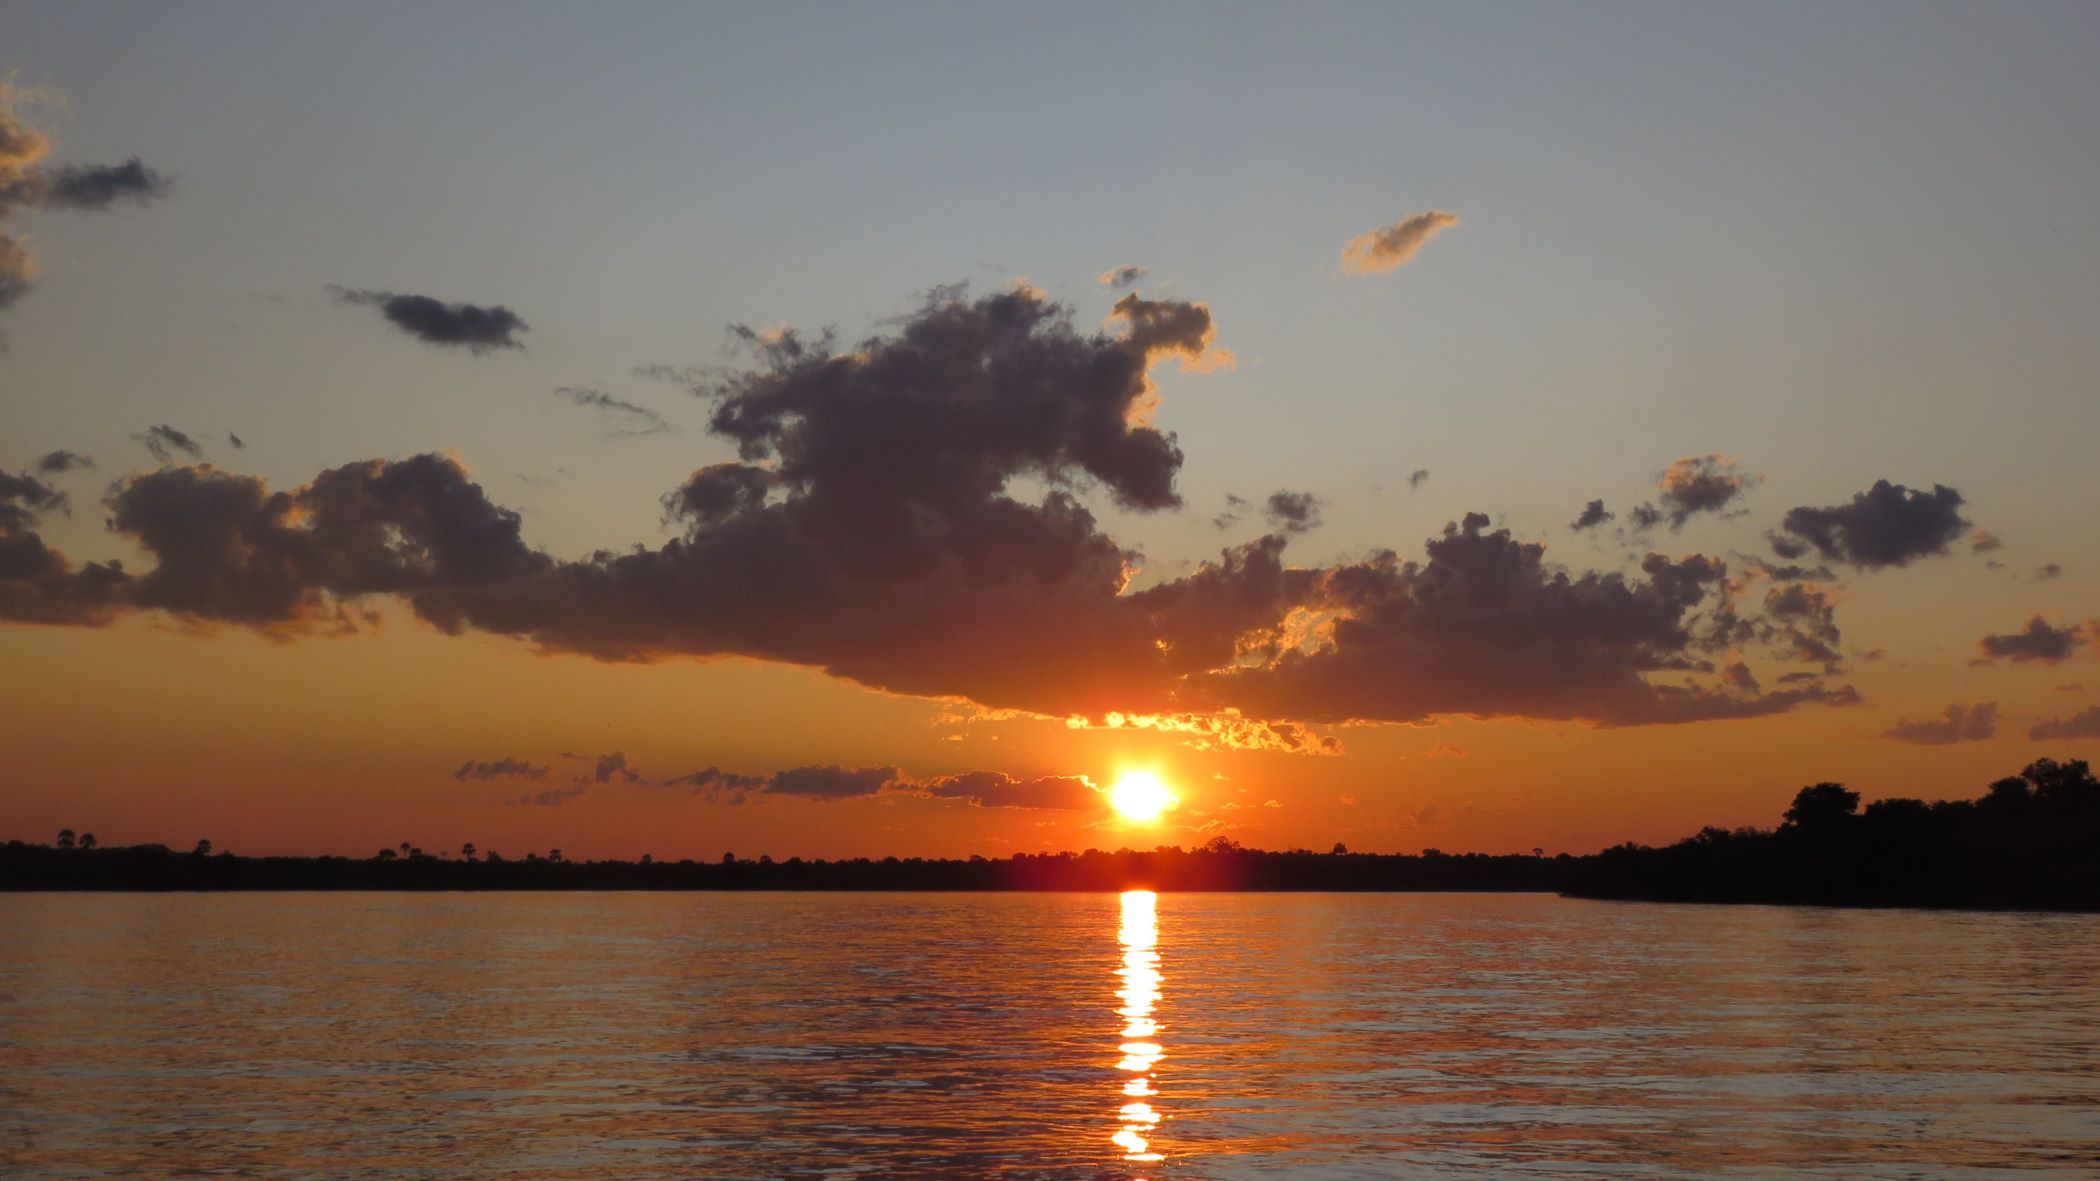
[{"x1": 1113, "y1": 889, "x2": 1165, "y2": 1167}]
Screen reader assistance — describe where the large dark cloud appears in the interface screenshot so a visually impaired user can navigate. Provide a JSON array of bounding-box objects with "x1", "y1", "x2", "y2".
[
  {"x1": 330, "y1": 286, "x2": 529, "y2": 354},
  {"x1": 1769, "y1": 481, "x2": 1969, "y2": 569},
  {"x1": 6, "y1": 284, "x2": 1864, "y2": 732},
  {"x1": 2030, "y1": 706, "x2": 2100, "y2": 742},
  {"x1": 1884, "y1": 702, "x2": 1997, "y2": 745},
  {"x1": 1976, "y1": 616, "x2": 2086, "y2": 665},
  {"x1": 1149, "y1": 514, "x2": 1858, "y2": 727},
  {"x1": 0, "y1": 89, "x2": 170, "y2": 311}
]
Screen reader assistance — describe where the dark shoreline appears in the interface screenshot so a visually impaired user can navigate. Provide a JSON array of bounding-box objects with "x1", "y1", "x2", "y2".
[{"x1": 12, "y1": 757, "x2": 2098, "y2": 909}]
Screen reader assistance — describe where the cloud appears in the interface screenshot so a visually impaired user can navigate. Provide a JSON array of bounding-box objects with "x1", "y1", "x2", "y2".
[
  {"x1": 572, "y1": 750, "x2": 642, "y2": 785},
  {"x1": 2029, "y1": 706, "x2": 2100, "y2": 742},
  {"x1": 1570, "y1": 499, "x2": 1613, "y2": 531},
  {"x1": 0, "y1": 468, "x2": 124, "y2": 625},
  {"x1": 134, "y1": 424, "x2": 203, "y2": 463},
  {"x1": 227, "y1": 433, "x2": 246, "y2": 450},
  {"x1": 33, "y1": 157, "x2": 171, "y2": 210},
  {"x1": 1884, "y1": 702, "x2": 1997, "y2": 745},
  {"x1": 1148, "y1": 515, "x2": 1860, "y2": 727},
  {"x1": 454, "y1": 756, "x2": 549, "y2": 781},
  {"x1": 1629, "y1": 455, "x2": 1759, "y2": 532},
  {"x1": 1341, "y1": 211, "x2": 1459, "y2": 274},
  {"x1": 1263, "y1": 490, "x2": 1323, "y2": 534},
  {"x1": 921, "y1": 771, "x2": 1101, "y2": 809},
  {"x1": 1407, "y1": 469, "x2": 1430, "y2": 492},
  {"x1": 1769, "y1": 480, "x2": 1969, "y2": 569},
  {"x1": 330, "y1": 286, "x2": 528, "y2": 354},
  {"x1": 1970, "y1": 529, "x2": 2003, "y2": 554},
  {"x1": 2033, "y1": 563, "x2": 2063, "y2": 582},
  {"x1": 518, "y1": 784, "x2": 586, "y2": 807},
  {"x1": 0, "y1": 84, "x2": 170, "y2": 312},
  {"x1": 554, "y1": 386, "x2": 670, "y2": 436},
  {"x1": 1097, "y1": 264, "x2": 1145, "y2": 289},
  {"x1": 3, "y1": 283, "x2": 1865, "y2": 733},
  {"x1": 1976, "y1": 616, "x2": 2086, "y2": 665},
  {"x1": 657, "y1": 766, "x2": 768, "y2": 801},
  {"x1": 34, "y1": 450, "x2": 92, "y2": 474},
  {"x1": 765, "y1": 764, "x2": 904, "y2": 800}
]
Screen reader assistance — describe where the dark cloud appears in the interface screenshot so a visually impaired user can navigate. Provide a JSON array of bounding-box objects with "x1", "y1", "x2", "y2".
[
  {"x1": 35, "y1": 450, "x2": 92, "y2": 474},
  {"x1": 1407, "y1": 469, "x2": 1430, "y2": 492},
  {"x1": 1628, "y1": 455, "x2": 1759, "y2": 532},
  {"x1": 0, "y1": 468, "x2": 124, "y2": 625},
  {"x1": 227, "y1": 433, "x2": 246, "y2": 450},
  {"x1": 1884, "y1": 702, "x2": 1997, "y2": 746},
  {"x1": 1341, "y1": 211, "x2": 1459, "y2": 274},
  {"x1": 658, "y1": 766, "x2": 768, "y2": 801},
  {"x1": 922, "y1": 771, "x2": 1100, "y2": 810},
  {"x1": 0, "y1": 89, "x2": 170, "y2": 311},
  {"x1": 2030, "y1": 706, "x2": 2100, "y2": 742},
  {"x1": 1769, "y1": 480, "x2": 1968, "y2": 569},
  {"x1": 330, "y1": 286, "x2": 528, "y2": 355},
  {"x1": 1145, "y1": 514, "x2": 1859, "y2": 727},
  {"x1": 1570, "y1": 499, "x2": 1613, "y2": 531},
  {"x1": 573, "y1": 750, "x2": 642, "y2": 786},
  {"x1": 518, "y1": 784, "x2": 587, "y2": 807},
  {"x1": 2033, "y1": 563, "x2": 2063, "y2": 582},
  {"x1": 765, "y1": 764, "x2": 903, "y2": 800},
  {"x1": 3, "y1": 284, "x2": 1865, "y2": 733},
  {"x1": 33, "y1": 158, "x2": 171, "y2": 210},
  {"x1": 1097, "y1": 264, "x2": 1146, "y2": 289},
  {"x1": 555, "y1": 386, "x2": 670, "y2": 436},
  {"x1": 454, "y1": 756, "x2": 549, "y2": 781},
  {"x1": 1263, "y1": 490, "x2": 1323, "y2": 534},
  {"x1": 134, "y1": 424, "x2": 203, "y2": 463},
  {"x1": 1977, "y1": 616, "x2": 2086, "y2": 666}
]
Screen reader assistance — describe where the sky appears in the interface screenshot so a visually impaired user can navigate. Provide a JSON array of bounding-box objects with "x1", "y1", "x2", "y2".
[{"x1": 4, "y1": 2, "x2": 2100, "y2": 860}]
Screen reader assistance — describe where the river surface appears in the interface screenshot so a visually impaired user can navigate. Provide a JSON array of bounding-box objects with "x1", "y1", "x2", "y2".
[{"x1": 2, "y1": 892, "x2": 2097, "y2": 1178}]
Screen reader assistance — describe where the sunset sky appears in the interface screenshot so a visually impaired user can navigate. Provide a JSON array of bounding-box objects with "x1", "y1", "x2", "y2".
[{"x1": 5, "y1": 3, "x2": 2099, "y2": 860}]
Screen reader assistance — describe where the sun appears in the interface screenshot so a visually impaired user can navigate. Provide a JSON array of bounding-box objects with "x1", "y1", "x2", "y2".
[{"x1": 1108, "y1": 771, "x2": 1175, "y2": 823}]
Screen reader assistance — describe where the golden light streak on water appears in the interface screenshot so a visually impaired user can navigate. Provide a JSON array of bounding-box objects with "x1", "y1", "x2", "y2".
[{"x1": 1112, "y1": 889, "x2": 1165, "y2": 1167}]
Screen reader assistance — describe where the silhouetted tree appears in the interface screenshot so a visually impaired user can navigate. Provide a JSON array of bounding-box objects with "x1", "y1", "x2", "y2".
[
  {"x1": 1783, "y1": 782, "x2": 1859, "y2": 828},
  {"x1": 56, "y1": 829, "x2": 76, "y2": 850},
  {"x1": 398, "y1": 841, "x2": 411, "y2": 858},
  {"x1": 548, "y1": 849, "x2": 564, "y2": 863},
  {"x1": 461, "y1": 843, "x2": 476, "y2": 861},
  {"x1": 78, "y1": 833, "x2": 96, "y2": 850},
  {"x1": 193, "y1": 839, "x2": 212, "y2": 856},
  {"x1": 374, "y1": 847, "x2": 398, "y2": 861},
  {"x1": 1331, "y1": 842, "x2": 1348, "y2": 855}
]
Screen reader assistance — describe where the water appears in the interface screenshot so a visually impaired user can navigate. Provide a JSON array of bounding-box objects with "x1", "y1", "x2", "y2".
[{"x1": 2, "y1": 892, "x2": 2097, "y2": 1179}]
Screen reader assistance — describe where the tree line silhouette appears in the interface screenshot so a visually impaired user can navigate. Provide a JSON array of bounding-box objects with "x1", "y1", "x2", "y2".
[
  {"x1": 1566, "y1": 757, "x2": 2100, "y2": 909},
  {"x1": 5, "y1": 759, "x2": 2095, "y2": 909}
]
